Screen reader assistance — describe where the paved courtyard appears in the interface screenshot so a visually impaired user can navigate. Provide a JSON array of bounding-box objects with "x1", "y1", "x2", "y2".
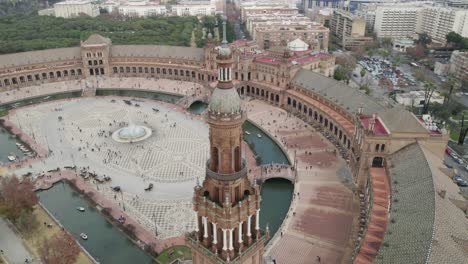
[
  {"x1": 245, "y1": 99, "x2": 358, "y2": 264},
  {"x1": 9, "y1": 97, "x2": 210, "y2": 239}
]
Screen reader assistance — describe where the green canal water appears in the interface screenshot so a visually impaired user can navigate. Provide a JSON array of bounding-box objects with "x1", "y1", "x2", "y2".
[
  {"x1": 187, "y1": 101, "x2": 208, "y2": 114},
  {"x1": 242, "y1": 121, "x2": 293, "y2": 239},
  {"x1": 0, "y1": 91, "x2": 82, "y2": 112},
  {"x1": 0, "y1": 127, "x2": 24, "y2": 163},
  {"x1": 37, "y1": 181, "x2": 153, "y2": 264},
  {"x1": 96, "y1": 89, "x2": 182, "y2": 104}
]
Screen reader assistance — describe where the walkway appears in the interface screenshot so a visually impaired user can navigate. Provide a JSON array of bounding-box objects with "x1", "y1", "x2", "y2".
[
  {"x1": 354, "y1": 168, "x2": 389, "y2": 264},
  {"x1": 0, "y1": 218, "x2": 36, "y2": 264},
  {"x1": 246, "y1": 100, "x2": 358, "y2": 264}
]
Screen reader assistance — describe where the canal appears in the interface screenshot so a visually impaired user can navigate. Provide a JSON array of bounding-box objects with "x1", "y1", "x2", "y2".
[
  {"x1": 0, "y1": 91, "x2": 82, "y2": 112},
  {"x1": 0, "y1": 127, "x2": 25, "y2": 164},
  {"x1": 37, "y1": 181, "x2": 153, "y2": 264},
  {"x1": 96, "y1": 89, "x2": 182, "y2": 104},
  {"x1": 243, "y1": 120, "x2": 293, "y2": 240}
]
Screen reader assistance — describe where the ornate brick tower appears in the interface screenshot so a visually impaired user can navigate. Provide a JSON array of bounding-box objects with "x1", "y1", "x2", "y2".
[{"x1": 187, "y1": 18, "x2": 266, "y2": 264}]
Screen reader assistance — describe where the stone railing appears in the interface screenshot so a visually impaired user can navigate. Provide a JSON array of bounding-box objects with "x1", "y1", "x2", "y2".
[{"x1": 205, "y1": 159, "x2": 248, "y2": 181}]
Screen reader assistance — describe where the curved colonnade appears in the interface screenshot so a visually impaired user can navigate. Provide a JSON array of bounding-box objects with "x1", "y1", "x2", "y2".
[{"x1": 1, "y1": 37, "x2": 452, "y2": 263}]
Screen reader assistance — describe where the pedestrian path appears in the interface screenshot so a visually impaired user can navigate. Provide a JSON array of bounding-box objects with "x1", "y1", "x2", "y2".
[{"x1": 0, "y1": 218, "x2": 37, "y2": 264}]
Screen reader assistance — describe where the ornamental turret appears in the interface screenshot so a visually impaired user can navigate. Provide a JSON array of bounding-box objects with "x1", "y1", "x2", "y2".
[{"x1": 187, "y1": 17, "x2": 266, "y2": 264}]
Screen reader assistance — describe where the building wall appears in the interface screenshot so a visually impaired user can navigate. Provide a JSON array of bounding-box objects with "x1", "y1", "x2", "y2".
[
  {"x1": 450, "y1": 51, "x2": 468, "y2": 81},
  {"x1": 118, "y1": 5, "x2": 167, "y2": 17},
  {"x1": 374, "y1": 5, "x2": 421, "y2": 39},
  {"x1": 54, "y1": 1, "x2": 99, "y2": 18}
]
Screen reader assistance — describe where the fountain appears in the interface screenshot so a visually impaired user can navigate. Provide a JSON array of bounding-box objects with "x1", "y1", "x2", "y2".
[{"x1": 112, "y1": 124, "x2": 152, "y2": 143}]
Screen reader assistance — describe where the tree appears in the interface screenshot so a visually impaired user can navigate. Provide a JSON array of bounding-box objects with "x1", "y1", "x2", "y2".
[
  {"x1": 335, "y1": 54, "x2": 356, "y2": 83},
  {"x1": 407, "y1": 44, "x2": 426, "y2": 60},
  {"x1": 446, "y1": 31, "x2": 463, "y2": 48},
  {"x1": 442, "y1": 75, "x2": 461, "y2": 105},
  {"x1": 422, "y1": 81, "x2": 436, "y2": 114},
  {"x1": 380, "y1": 38, "x2": 393, "y2": 48},
  {"x1": 360, "y1": 68, "x2": 366, "y2": 87},
  {"x1": 413, "y1": 69, "x2": 427, "y2": 83},
  {"x1": 16, "y1": 209, "x2": 39, "y2": 235},
  {"x1": 0, "y1": 176, "x2": 38, "y2": 222},
  {"x1": 39, "y1": 233, "x2": 80, "y2": 264},
  {"x1": 417, "y1": 32, "x2": 432, "y2": 47},
  {"x1": 333, "y1": 66, "x2": 348, "y2": 82}
]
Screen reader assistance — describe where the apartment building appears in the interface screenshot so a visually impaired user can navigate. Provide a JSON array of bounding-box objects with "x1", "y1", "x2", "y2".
[
  {"x1": 253, "y1": 23, "x2": 329, "y2": 51},
  {"x1": 54, "y1": 0, "x2": 100, "y2": 18},
  {"x1": 245, "y1": 14, "x2": 311, "y2": 33},
  {"x1": 450, "y1": 51, "x2": 468, "y2": 81},
  {"x1": 302, "y1": 0, "x2": 345, "y2": 9},
  {"x1": 172, "y1": 3, "x2": 216, "y2": 16},
  {"x1": 330, "y1": 9, "x2": 373, "y2": 49},
  {"x1": 373, "y1": 3, "x2": 468, "y2": 45},
  {"x1": 118, "y1": 2, "x2": 167, "y2": 17},
  {"x1": 240, "y1": 4, "x2": 298, "y2": 22},
  {"x1": 374, "y1": 4, "x2": 423, "y2": 39},
  {"x1": 420, "y1": 7, "x2": 468, "y2": 45}
]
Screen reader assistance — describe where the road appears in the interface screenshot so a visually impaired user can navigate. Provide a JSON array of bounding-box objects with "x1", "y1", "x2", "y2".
[
  {"x1": 444, "y1": 153, "x2": 468, "y2": 196},
  {"x1": 0, "y1": 218, "x2": 36, "y2": 264}
]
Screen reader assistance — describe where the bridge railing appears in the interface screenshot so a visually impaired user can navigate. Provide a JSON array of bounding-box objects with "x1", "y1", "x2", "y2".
[{"x1": 258, "y1": 163, "x2": 296, "y2": 183}]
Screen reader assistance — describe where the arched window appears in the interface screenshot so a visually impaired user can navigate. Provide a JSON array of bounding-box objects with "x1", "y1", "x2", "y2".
[
  {"x1": 211, "y1": 147, "x2": 219, "y2": 172},
  {"x1": 381, "y1": 144, "x2": 386, "y2": 152},
  {"x1": 234, "y1": 146, "x2": 241, "y2": 171},
  {"x1": 375, "y1": 144, "x2": 380, "y2": 152}
]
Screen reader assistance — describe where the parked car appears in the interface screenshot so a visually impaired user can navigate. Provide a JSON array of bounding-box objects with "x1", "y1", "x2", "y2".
[{"x1": 453, "y1": 176, "x2": 468, "y2": 186}]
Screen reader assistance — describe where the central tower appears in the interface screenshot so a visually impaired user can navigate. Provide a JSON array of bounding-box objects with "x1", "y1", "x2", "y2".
[{"x1": 187, "y1": 18, "x2": 266, "y2": 264}]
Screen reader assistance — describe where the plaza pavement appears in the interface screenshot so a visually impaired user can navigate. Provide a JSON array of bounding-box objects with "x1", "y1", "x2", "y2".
[
  {"x1": 245, "y1": 99, "x2": 358, "y2": 264},
  {"x1": 7, "y1": 97, "x2": 210, "y2": 240}
]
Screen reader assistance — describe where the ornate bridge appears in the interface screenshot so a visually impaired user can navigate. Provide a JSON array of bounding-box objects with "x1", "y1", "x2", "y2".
[
  {"x1": 258, "y1": 163, "x2": 296, "y2": 184},
  {"x1": 177, "y1": 95, "x2": 209, "y2": 109}
]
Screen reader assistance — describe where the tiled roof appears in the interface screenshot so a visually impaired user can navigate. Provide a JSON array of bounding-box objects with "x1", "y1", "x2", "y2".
[
  {"x1": 291, "y1": 69, "x2": 386, "y2": 115},
  {"x1": 0, "y1": 47, "x2": 81, "y2": 68},
  {"x1": 378, "y1": 107, "x2": 428, "y2": 134},
  {"x1": 110, "y1": 45, "x2": 204, "y2": 61},
  {"x1": 82, "y1": 34, "x2": 111, "y2": 46},
  {"x1": 375, "y1": 143, "x2": 435, "y2": 263}
]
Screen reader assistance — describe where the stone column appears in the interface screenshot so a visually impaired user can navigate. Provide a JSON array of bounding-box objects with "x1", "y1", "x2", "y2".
[
  {"x1": 222, "y1": 229, "x2": 227, "y2": 251},
  {"x1": 212, "y1": 223, "x2": 217, "y2": 245},
  {"x1": 195, "y1": 212, "x2": 199, "y2": 241},
  {"x1": 203, "y1": 217, "x2": 208, "y2": 239},
  {"x1": 247, "y1": 214, "x2": 252, "y2": 238},
  {"x1": 238, "y1": 222, "x2": 243, "y2": 243},
  {"x1": 255, "y1": 209, "x2": 260, "y2": 230},
  {"x1": 229, "y1": 228, "x2": 234, "y2": 251}
]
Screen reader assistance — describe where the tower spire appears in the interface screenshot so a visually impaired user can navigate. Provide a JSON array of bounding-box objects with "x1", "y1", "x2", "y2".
[{"x1": 221, "y1": 16, "x2": 227, "y2": 46}]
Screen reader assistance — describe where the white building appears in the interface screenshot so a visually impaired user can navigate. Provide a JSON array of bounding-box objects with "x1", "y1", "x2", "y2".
[
  {"x1": 374, "y1": 4, "x2": 424, "y2": 39},
  {"x1": 171, "y1": 4, "x2": 216, "y2": 16},
  {"x1": 420, "y1": 7, "x2": 468, "y2": 45},
  {"x1": 395, "y1": 90, "x2": 444, "y2": 108},
  {"x1": 373, "y1": 2, "x2": 468, "y2": 45},
  {"x1": 54, "y1": 0, "x2": 100, "y2": 18},
  {"x1": 118, "y1": 2, "x2": 166, "y2": 17}
]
